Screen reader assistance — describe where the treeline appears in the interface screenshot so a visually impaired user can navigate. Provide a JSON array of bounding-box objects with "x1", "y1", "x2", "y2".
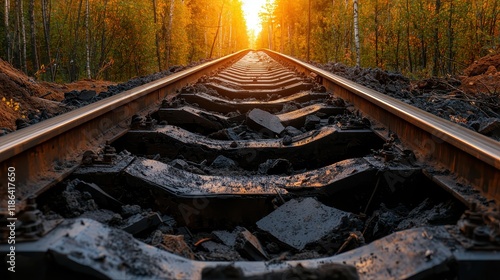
[
  {"x1": 257, "y1": 0, "x2": 500, "y2": 76},
  {"x1": 1, "y1": 0, "x2": 248, "y2": 82}
]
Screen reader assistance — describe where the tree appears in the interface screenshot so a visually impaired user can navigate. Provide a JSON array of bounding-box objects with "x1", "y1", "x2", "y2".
[
  {"x1": 153, "y1": 0, "x2": 161, "y2": 71},
  {"x1": 85, "y1": 0, "x2": 91, "y2": 78},
  {"x1": 16, "y1": 0, "x2": 27, "y2": 72},
  {"x1": 41, "y1": 0, "x2": 55, "y2": 81},
  {"x1": 307, "y1": 0, "x2": 311, "y2": 61},
  {"x1": 5, "y1": 0, "x2": 12, "y2": 63},
  {"x1": 29, "y1": 0, "x2": 39, "y2": 73},
  {"x1": 353, "y1": 0, "x2": 360, "y2": 66}
]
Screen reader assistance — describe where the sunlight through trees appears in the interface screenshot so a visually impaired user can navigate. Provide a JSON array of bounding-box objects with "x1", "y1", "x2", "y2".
[
  {"x1": 1, "y1": 0, "x2": 499, "y2": 81},
  {"x1": 255, "y1": 0, "x2": 500, "y2": 76},
  {"x1": 1, "y1": 0, "x2": 248, "y2": 82}
]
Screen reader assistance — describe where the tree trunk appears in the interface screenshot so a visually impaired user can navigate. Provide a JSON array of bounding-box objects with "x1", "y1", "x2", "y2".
[
  {"x1": 405, "y1": 0, "x2": 412, "y2": 72},
  {"x1": 18, "y1": 0, "x2": 27, "y2": 73},
  {"x1": 99, "y1": 0, "x2": 108, "y2": 75},
  {"x1": 167, "y1": 0, "x2": 175, "y2": 68},
  {"x1": 353, "y1": 0, "x2": 360, "y2": 66},
  {"x1": 210, "y1": 0, "x2": 225, "y2": 58},
  {"x1": 280, "y1": 4, "x2": 284, "y2": 53},
  {"x1": 432, "y1": 0, "x2": 441, "y2": 76},
  {"x1": 41, "y1": 0, "x2": 54, "y2": 80},
  {"x1": 152, "y1": 0, "x2": 161, "y2": 71},
  {"x1": 307, "y1": 0, "x2": 311, "y2": 61},
  {"x1": 267, "y1": 20, "x2": 272, "y2": 49},
  {"x1": 395, "y1": 29, "x2": 400, "y2": 71},
  {"x1": 489, "y1": 0, "x2": 499, "y2": 40},
  {"x1": 69, "y1": 0, "x2": 83, "y2": 82},
  {"x1": 5, "y1": 0, "x2": 12, "y2": 62},
  {"x1": 420, "y1": 35, "x2": 426, "y2": 69},
  {"x1": 29, "y1": 0, "x2": 39, "y2": 73},
  {"x1": 85, "y1": 0, "x2": 91, "y2": 78},
  {"x1": 447, "y1": 0, "x2": 454, "y2": 74},
  {"x1": 374, "y1": 0, "x2": 379, "y2": 67},
  {"x1": 14, "y1": 0, "x2": 20, "y2": 68}
]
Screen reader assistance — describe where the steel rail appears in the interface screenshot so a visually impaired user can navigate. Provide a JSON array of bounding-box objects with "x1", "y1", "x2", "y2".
[
  {"x1": 0, "y1": 50, "x2": 250, "y2": 209},
  {"x1": 264, "y1": 49, "x2": 500, "y2": 203}
]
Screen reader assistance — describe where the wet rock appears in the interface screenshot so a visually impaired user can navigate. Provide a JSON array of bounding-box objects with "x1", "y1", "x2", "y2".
[
  {"x1": 258, "y1": 264, "x2": 358, "y2": 279},
  {"x1": 157, "y1": 215, "x2": 176, "y2": 234},
  {"x1": 121, "y1": 204, "x2": 142, "y2": 217},
  {"x1": 247, "y1": 108, "x2": 285, "y2": 136},
  {"x1": 78, "y1": 90, "x2": 97, "y2": 101},
  {"x1": 63, "y1": 89, "x2": 96, "y2": 102},
  {"x1": 244, "y1": 263, "x2": 359, "y2": 280},
  {"x1": 210, "y1": 155, "x2": 238, "y2": 169},
  {"x1": 160, "y1": 235, "x2": 195, "y2": 260},
  {"x1": 61, "y1": 181, "x2": 101, "y2": 216},
  {"x1": 258, "y1": 159, "x2": 293, "y2": 175},
  {"x1": 15, "y1": 118, "x2": 30, "y2": 130},
  {"x1": 0, "y1": 127, "x2": 13, "y2": 136},
  {"x1": 200, "y1": 241, "x2": 242, "y2": 261},
  {"x1": 75, "y1": 181, "x2": 122, "y2": 211},
  {"x1": 304, "y1": 115, "x2": 321, "y2": 130},
  {"x1": 282, "y1": 126, "x2": 303, "y2": 137},
  {"x1": 171, "y1": 159, "x2": 189, "y2": 170},
  {"x1": 280, "y1": 102, "x2": 299, "y2": 113},
  {"x1": 282, "y1": 135, "x2": 293, "y2": 146},
  {"x1": 80, "y1": 209, "x2": 120, "y2": 224},
  {"x1": 265, "y1": 242, "x2": 280, "y2": 254},
  {"x1": 149, "y1": 230, "x2": 164, "y2": 246},
  {"x1": 369, "y1": 199, "x2": 462, "y2": 240},
  {"x1": 64, "y1": 90, "x2": 79, "y2": 100},
  {"x1": 120, "y1": 212, "x2": 162, "y2": 235},
  {"x1": 212, "y1": 230, "x2": 238, "y2": 247},
  {"x1": 208, "y1": 127, "x2": 242, "y2": 141},
  {"x1": 226, "y1": 111, "x2": 242, "y2": 119},
  {"x1": 478, "y1": 118, "x2": 500, "y2": 137},
  {"x1": 256, "y1": 198, "x2": 355, "y2": 250},
  {"x1": 202, "y1": 266, "x2": 244, "y2": 280},
  {"x1": 234, "y1": 227, "x2": 268, "y2": 261}
]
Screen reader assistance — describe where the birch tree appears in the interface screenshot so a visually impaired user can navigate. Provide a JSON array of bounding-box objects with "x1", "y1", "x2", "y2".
[
  {"x1": 85, "y1": 0, "x2": 91, "y2": 78},
  {"x1": 353, "y1": 0, "x2": 360, "y2": 66}
]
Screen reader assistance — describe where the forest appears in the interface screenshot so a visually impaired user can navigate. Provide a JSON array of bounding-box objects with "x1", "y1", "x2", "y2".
[
  {"x1": 1, "y1": 0, "x2": 499, "y2": 82},
  {"x1": 1, "y1": 0, "x2": 248, "y2": 82},
  {"x1": 256, "y1": 0, "x2": 500, "y2": 77}
]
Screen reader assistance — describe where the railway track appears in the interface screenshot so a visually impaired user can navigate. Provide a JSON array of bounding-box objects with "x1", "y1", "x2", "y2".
[{"x1": 1, "y1": 50, "x2": 500, "y2": 279}]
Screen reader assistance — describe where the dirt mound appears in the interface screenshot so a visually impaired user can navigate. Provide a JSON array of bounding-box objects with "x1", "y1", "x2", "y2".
[
  {"x1": 463, "y1": 53, "x2": 500, "y2": 77},
  {"x1": 0, "y1": 58, "x2": 114, "y2": 133},
  {"x1": 460, "y1": 52, "x2": 500, "y2": 96}
]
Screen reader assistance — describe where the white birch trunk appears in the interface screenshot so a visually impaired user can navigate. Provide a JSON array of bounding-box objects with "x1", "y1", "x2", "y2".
[
  {"x1": 85, "y1": 0, "x2": 91, "y2": 78},
  {"x1": 353, "y1": 0, "x2": 360, "y2": 67}
]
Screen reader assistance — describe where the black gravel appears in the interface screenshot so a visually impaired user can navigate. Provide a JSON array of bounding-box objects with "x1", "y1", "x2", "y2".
[{"x1": 314, "y1": 62, "x2": 500, "y2": 140}]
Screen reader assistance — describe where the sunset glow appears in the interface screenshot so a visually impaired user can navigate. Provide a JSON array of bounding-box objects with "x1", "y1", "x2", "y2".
[{"x1": 241, "y1": 0, "x2": 268, "y2": 47}]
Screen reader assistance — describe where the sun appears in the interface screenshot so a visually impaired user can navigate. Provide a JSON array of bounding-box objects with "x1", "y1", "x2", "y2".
[{"x1": 241, "y1": 0, "x2": 269, "y2": 48}]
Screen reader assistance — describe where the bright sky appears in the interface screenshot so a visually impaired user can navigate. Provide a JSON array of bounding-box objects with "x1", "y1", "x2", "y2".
[{"x1": 241, "y1": 0, "x2": 268, "y2": 46}]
